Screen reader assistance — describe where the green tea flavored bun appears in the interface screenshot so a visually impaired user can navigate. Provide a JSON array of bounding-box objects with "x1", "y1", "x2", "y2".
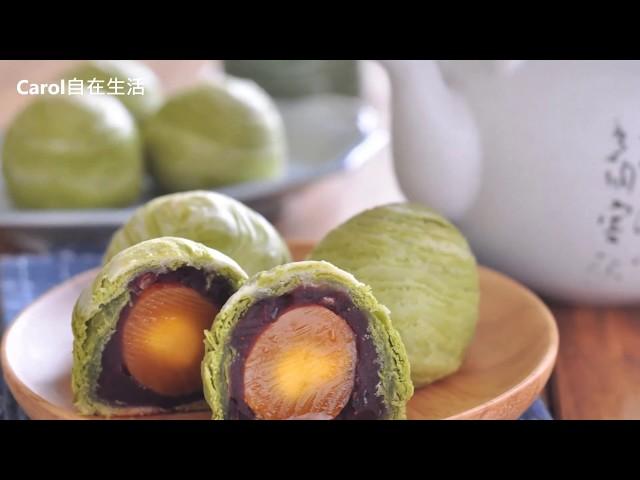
[
  {"x1": 310, "y1": 203, "x2": 480, "y2": 387},
  {"x1": 1, "y1": 94, "x2": 143, "y2": 209},
  {"x1": 103, "y1": 190, "x2": 291, "y2": 276},
  {"x1": 63, "y1": 60, "x2": 163, "y2": 121},
  {"x1": 143, "y1": 77, "x2": 286, "y2": 192}
]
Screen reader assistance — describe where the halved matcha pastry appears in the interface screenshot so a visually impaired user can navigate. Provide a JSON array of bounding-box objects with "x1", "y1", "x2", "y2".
[
  {"x1": 202, "y1": 261, "x2": 413, "y2": 420},
  {"x1": 72, "y1": 236, "x2": 248, "y2": 416}
]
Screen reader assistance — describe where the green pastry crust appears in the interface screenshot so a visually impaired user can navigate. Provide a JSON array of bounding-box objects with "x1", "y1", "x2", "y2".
[
  {"x1": 2, "y1": 94, "x2": 143, "y2": 209},
  {"x1": 309, "y1": 203, "x2": 480, "y2": 387},
  {"x1": 143, "y1": 78, "x2": 286, "y2": 191},
  {"x1": 103, "y1": 190, "x2": 292, "y2": 276},
  {"x1": 72, "y1": 236, "x2": 248, "y2": 416},
  {"x1": 202, "y1": 260, "x2": 414, "y2": 420}
]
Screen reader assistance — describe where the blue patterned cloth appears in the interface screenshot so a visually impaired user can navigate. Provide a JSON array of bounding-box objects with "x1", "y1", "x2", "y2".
[{"x1": 0, "y1": 252, "x2": 553, "y2": 420}]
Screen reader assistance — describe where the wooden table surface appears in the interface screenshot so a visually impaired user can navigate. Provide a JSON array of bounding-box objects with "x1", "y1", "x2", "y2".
[{"x1": 0, "y1": 60, "x2": 638, "y2": 419}]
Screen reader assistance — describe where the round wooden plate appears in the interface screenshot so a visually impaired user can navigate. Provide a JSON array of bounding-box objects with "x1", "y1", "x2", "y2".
[{"x1": 1, "y1": 241, "x2": 558, "y2": 420}]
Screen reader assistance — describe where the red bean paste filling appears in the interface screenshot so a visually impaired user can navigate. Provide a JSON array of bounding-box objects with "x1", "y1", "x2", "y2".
[
  {"x1": 227, "y1": 285, "x2": 387, "y2": 420},
  {"x1": 97, "y1": 267, "x2": 235, "y2": 409}
]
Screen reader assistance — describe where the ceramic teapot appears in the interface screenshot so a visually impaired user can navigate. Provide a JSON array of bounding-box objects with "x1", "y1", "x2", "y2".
[{"x1": 381, "y1": 60, "x2": 640, "y2": 305}]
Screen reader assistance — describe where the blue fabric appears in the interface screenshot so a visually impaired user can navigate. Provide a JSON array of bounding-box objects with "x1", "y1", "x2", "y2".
[{"x1": 0, "y1": 252, "x2": 553, "y2": 420}]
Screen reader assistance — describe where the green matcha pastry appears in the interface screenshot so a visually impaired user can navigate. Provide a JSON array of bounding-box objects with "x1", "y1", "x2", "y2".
[
  {"x1": 72, "y1": 236, "x2": 247, "y2": 416},
  {"x1": 202, "y1": 260, "x2": 413, "y2": 420},
  {"x1": 103, "y1": 190, "x2": 291, "y2": 276},
  {"x1": 309, "y1": 203, "x2": 480, "y2": 387},
  {"x1": 143, "y1": 78, "x2": 286, "y2": 192},
  {"x1": 2, "y1": 94, "x2": 143, "y2": 209},
  {"x1": 63, "y1": 60, "x2": 163, "y2": 121}
]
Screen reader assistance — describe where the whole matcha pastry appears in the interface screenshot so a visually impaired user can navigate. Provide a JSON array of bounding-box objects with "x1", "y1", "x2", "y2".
[
  {"x1": 72, "y1": 236, "x2": 248, "y2": 416},
  {"x1": 143, "y1": 77, "x2": 286, "y2": 192},
  {"x1": 2, "y1": 94, "x2": 143, "y2": 209},
  {"x1": 202, "y1": 260, "x2": 413, "y2": 420},
  {"x1": 63, "y1": 60, "x2": 163, "y2": 121},
  {"x1": 310, "y1": 203, "x2": 480, "y2": 387},
  {"x1": 103, "y1": 190, "x2": 291, "y2": 276}
]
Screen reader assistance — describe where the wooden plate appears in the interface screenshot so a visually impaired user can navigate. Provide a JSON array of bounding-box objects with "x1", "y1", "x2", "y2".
[{"x1": 1, "y1": 241, "x2": 558, "y2": 420}]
